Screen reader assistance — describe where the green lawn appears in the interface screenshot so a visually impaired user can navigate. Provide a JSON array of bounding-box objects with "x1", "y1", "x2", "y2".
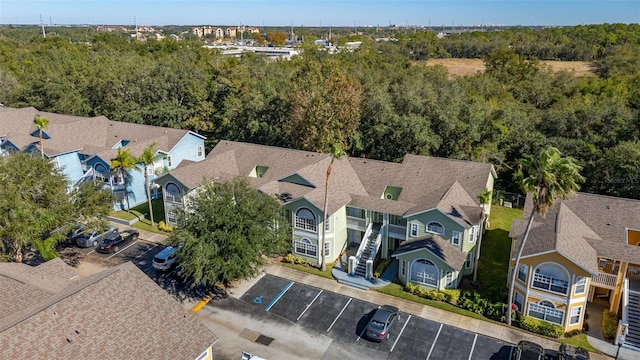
[
  {"x1": 477, "y1": 205, "x2": 523, "y2": 302},
  {"x1": 560, "y1": 333, "x2": 598, "y2": 353},
  {"x1": 111, "y1": 198, "x2": 168, "y2": 234},
  {"x1": 279, "y1": 261, "x2": 335, "y2": 280}
]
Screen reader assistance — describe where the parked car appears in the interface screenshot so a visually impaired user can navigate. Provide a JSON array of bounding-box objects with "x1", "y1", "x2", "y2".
[
  {"x1": 152, "y1": 246, "x2": 178, "y2": 271},
  {"x1": 512, "y1": 340, "x2": 545, "y2": 360},
  {"x1": 65, "y1": 224, "x2": 85, "y2": 244},
  {"x1": 76, "y1": 226, "x2": 118, "y2": 248},
  {"x1": 557, "y1": 344, "x2": 589, "y2": 360},
  {"x1": 365, "y1": 305, "x2": 400, "y2": 342},
  {"x1": 96, "y1": 229, "x2": 139, "y2": 254}
]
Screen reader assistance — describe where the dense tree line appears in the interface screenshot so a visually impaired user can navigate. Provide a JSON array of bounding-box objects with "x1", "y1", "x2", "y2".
[{"x1": 0, "y1": 24, "x2": 639, "y2": 198}]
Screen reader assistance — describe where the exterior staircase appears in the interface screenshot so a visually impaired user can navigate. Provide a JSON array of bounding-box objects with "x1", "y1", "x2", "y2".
[
  {"x1": 354, "y1": 223, "x2": 382, "y2": 277},
  {"x1": 624, "y1": 289, "x2": 640, "y2": 349}
]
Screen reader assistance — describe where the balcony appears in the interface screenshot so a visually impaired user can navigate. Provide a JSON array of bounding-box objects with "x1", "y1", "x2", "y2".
[
  {"x1": 388, "y1": 224, "x2": 406, "y2": 240},
  {"x1": 347, "y1": 216, "x2": 366, "y2": 230},
  {"x1": 592, "y1": 271, "x2": 619, "y2": 290},
  {"x1": 532, "y1": 273, "x2": 568, "y2": 295}
]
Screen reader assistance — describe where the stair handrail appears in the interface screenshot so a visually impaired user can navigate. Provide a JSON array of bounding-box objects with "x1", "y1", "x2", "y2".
[
  {"x1": 355, "y1": 223, "x2": 373, "y2": 262},
  {"x1": 367, "y1": 224, "x2": 385, "y2": 265},
  {"x1": 622, "y1": 277, "x2": 629, "y2": 336}
]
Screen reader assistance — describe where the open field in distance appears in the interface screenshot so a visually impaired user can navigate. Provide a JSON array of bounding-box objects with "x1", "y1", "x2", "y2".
[{"x1": 424, "y1": 58, "x2": 597, "y2": 77}]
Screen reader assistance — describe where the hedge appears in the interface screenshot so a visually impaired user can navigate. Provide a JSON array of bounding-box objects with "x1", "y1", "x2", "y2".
[
  {"x1": 520, "y1": 316, "x2": 564, "y2": 338},
  {"x1": 602, "y1": 309, "x2": 618, "y2": 340}
]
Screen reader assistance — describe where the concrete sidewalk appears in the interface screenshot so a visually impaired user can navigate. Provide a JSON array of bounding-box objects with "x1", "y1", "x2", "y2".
[
  {"x1": 229, "y1": 263, "x2": 615, "y2": 360},
  {"x1": 109, "y1": 221, "x2": 169, "y2": 244}
]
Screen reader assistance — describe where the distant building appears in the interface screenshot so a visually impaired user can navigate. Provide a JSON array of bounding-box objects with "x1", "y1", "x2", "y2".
[{"x1": 96, "y1": 25, "x2": 127, "y2": 32}]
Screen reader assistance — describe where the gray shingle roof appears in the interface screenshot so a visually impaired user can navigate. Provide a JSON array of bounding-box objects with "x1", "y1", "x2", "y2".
[
  {"x1": 0, "y1": 261, "x2": 217, "y2": 360},
  {"x1": 510, "y1": 192, "x2": 640, "y2": 274},
  {"x1": 392, "y1": 234, "x2": 467, "y2": 271},
  {"x1": 0, "y1": 106, "x2": 200, "y2": 161},
  {"x1": 168, "y1": 141, "x2": 494, "y2": 219}
]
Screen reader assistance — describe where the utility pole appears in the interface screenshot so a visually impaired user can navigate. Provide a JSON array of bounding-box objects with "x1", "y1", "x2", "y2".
[{"x1": 40, "y1": 14, "x2": 46, "y2": 38}]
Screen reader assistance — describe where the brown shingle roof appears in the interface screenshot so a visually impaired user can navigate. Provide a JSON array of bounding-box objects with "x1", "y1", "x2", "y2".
[
  {"x1": 510, "y1": 192, "x2": 640, "y2": 273},
  {"x1": 392, "y1": 234, "x2": 467, "y2": 271},
  {"x1": 0, "y1": 262, "x2": 217, "y2": 360}
]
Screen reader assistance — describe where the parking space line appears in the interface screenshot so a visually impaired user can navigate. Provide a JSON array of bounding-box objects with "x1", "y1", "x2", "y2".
[
  {"x1": 142, "y1": 264, "x2": 155, "y2": 272},
  {"x1": 296, "y1": 289, "x2": 323, "y2": 321},
  {"x1": 468, "y1": 334, "x2": 478, "y2": 360},
  {"x1": 265, "y1": 281, "x2": 294, "y2": 311},
  {"x1": 134, "y1": 244, "x2": 160, "y2": 259},
  {"x1": 390, "y1": 314, "x2": 411, "y2": 353},
  {"x1": 107, "y1": 240, "x2": 140, "y2": 259},
  {"x1": 327, "y1": 298, "x2": 352, "y2": 333},
  {"x1": 87, "y1": 249, "x2": 96, "y2": 254},
  {"x1": 426, "y1": 323, "x2": 443, "y2": 360}
]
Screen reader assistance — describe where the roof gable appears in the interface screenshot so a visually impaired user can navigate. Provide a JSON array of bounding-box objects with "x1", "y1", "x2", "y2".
[{"x1": 392, "y1": 234, "x2": 467, "y2": 271}]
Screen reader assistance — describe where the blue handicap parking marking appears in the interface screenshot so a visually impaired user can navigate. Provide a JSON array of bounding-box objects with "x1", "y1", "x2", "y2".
[{"x1": 253, "y1": 295, "x2": 263, "y2": 304}]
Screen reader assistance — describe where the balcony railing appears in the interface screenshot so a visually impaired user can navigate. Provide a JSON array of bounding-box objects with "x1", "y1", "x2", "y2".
[
  {"x1": 532, "y1": 273, "x2": 568, "y2": 294},
  {"x1": 592, "y1": 271, "x2": 618, "y2": 289},
  {"x1": 388, "y1": 224, "x2": 406, "y2": 240},
  {"x1": 346, "y1": 216, "x2": 366, "y2": 230}
]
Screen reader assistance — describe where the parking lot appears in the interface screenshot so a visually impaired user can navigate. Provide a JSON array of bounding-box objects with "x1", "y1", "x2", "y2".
[{"x1": 239, "y1": 274, "x2": 514, "y2": 360}]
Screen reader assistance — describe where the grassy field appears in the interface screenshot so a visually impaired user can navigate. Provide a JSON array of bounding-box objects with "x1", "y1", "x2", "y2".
[
  {"x1": 477, "y1": 205, "x2": 524, "y2": 301},
  {"x1": 423, "y1": 58, "x2": 597, "y2": 78},
  {"x1": 111, "y1": 198, "x2": 167, "y2": 233}
]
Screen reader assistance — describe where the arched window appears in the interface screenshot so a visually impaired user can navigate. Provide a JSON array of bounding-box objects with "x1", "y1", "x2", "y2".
[
  {"x1": 539, "y1": 300, "x2": 555, "y2": 308},
  {"x1": 95, "y1": 163, "x2": 109, "y2": 183},
  {"x1": 295, "y1": 208, "x2": 316, "y2": 231},
  {"x1": 410, "y1": 259, "x2": 439, "y2": 287},
  {"x1": 533, "y1": 263, "x2": 569, "y2": 294},
  {"x1": 165, "y1": 183, "x2": 182, "y2": 203},
  {"x1": 426, "y1": 221, "x2": 444, "y2": 235},
  {"x1": 294, "y1": 237, "x2": 317, "y2": 257},
  {"x1": 528, "y1": 300, "x2": 564, "y2": 325}
]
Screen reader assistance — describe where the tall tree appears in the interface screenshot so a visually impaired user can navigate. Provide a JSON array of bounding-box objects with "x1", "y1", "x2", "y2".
[
  {"x1": 110, "y1": 148, "x2": 138, "y2": 211},
  {"x1": 506, "y1": 146, "x2": 584, "y2": 326},
  {"x1": 33, "y1": 116, "x2": 50, "y2": 159},
  {"x1": 169, "y1": 178, "x2": 290, "y2": 287},
  {"x1": 137, "y1": 143, "x2": 158, "y2": 226},
  {"x1": 473, "y1": 187, "x2": 492, "y2": 284},
  {"x1": 320, "y1": 144, "x2": 346, "y2": 271}
]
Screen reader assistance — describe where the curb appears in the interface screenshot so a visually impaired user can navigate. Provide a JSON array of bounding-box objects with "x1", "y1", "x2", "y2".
[{"x1": 191, "y1": 295, "x2": 213, "y2": 313}]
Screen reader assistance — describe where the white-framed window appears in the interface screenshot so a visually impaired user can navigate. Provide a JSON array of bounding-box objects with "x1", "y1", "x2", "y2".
[
  {"x1": 294, "y1": 208, "x2": 317, "y2": 232},
  {"x1": 465, "y1": 251, "x2": 473, "y2": 269},
  {"x1": 324, "y1": 214, "x2": 331, "y2": 231},
  {"x1": 452, "y1": 231, "x2": 461, "y2": 246},
  {"x1": 575, "y1": 276, "x2": 586, "y2": 294},
  {"x1": 294, "y1": 238, "x2": 317, "y2": 257},
  {"x1": 167, "y1": 155, "x2": 172, "y2": 167},
  {"x1": 469, "y1": 225, "x2": 477, "y2": 242},
  {"x1": 426, "y1": 221, "x2": 444, "y2": 235},
  {"x1": 518, "y1": 264, "x2": 528, "y2": 282},
  {"x1": 445, "y1": 271, "x2": 454, "y2": 287},
  {"x1": 165, "y1": 183, "x2": 182, "y2": 203},
  {"x1": 167, "y1": 210, "x2": 177, "y2": 224},
  {"x1": 410, "y1": 223, "x2": 419, "y2": 237},
  {"x1": 324, "y1": 241, "x2": 330, "y2": 256},
  {"x1": 197, "y1": 145, "x2": 203, "y2": 157},
  {"x1": 411, "y1": 259, "x2": 439, "y2": 287},
  {"x1": 528, "y1": 301, "x2": 564, "y2": 325},
  {"x1": 147, "y1": 166, "x2": 154, "y2": 176},
  {"x1": 514, "y1": 291, "x2": 523, "y2": 312},
  {"x1": 533, "y1": 264, "x2": 569, "y2": 295},
  {"x1": 401, "y1": 260, "x2": 406, "y2": 276},
  {"x1": 570, "y1": 306, "x2": 582, "y2": 325}
]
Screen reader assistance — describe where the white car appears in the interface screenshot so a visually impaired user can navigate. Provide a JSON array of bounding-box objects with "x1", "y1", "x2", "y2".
[{"x1": 152, "y1": 246, "x2": 178, "y2": 271}]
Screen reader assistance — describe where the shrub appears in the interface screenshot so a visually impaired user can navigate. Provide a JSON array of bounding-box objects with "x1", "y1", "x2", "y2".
[
  {"x1": 458, "y1": 291, "x2": 489, "y2": 315},
  {"x1": 283, "y1": 253, "x2": 295, "y2": 263},
  {"x1": 374, "y1": 258, "x2": 392, "y2": 278},
  {"x1": 602, "y1": 309, "x2": 619, "y2": 340},
  {"x1": 405, "y1": 283, "x2": 418, "y2": 295},
  {"x1": 565, "y1": 329, "x2": 582, "y2": 338},
  {"x1": 158, "y1": 221, "x2": 173, "y2": 232},
  {"x1": 485, "y1": 302, "x2": 506, "y2": 322},
  {"x1": 442, "y1": 289, "x2": 460, "y2": 304},
  {"x1": 520, "y1": 316, "x2": 564, "y2": 338}
]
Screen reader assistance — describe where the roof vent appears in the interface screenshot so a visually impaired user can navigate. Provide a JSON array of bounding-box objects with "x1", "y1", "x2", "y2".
[
  {"x1": 279, "y1": 192, "x2": 293, "y2": 202},
  {"x1": 606, "y1": 204, "x2": 611, "y2": 209}
]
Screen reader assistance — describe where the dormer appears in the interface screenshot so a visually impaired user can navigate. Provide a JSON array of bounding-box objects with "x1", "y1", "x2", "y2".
[
  {"x1": 279, "y1": 173, "x2": 315, "y2": 188},
  {"x1": 249, "y1": 165, "x2": 269, "y2": 178},
  {"x1": 30, "y1": 129, "x2": 50, "y2": 140},
  {"x1": 112, "y1": 139, "x2": 130, "y2": 149},
  {"x1": 381, "y1": 185, "x2": 402, "y2": 201},
  {"x1": 627, "y1": 228, "x2": 640, "y2": 246}
]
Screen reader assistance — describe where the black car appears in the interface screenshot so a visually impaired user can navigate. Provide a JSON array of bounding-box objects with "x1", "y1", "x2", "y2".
[
  {"x1": 558, "y1": 344, "x2": 589, "y2": 360},
  {"x1": 512, "y1": 340, "x2": 545, "y2": 360},
  {"x1": 365, "y1": 305, "x2": 400, "y2": 342},
  {"x1": 96, "y1": 229, "x2": 139, "y2": 254}
]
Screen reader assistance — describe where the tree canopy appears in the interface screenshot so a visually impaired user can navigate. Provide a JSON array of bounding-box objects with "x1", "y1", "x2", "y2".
[{"x1": 169, "y1": 178, "x2": 290, "y2": 286}]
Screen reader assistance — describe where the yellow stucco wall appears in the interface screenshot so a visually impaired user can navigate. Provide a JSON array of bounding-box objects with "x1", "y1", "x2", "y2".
[{"x1": 627, "y1": 228, "x2": 640, "y2": 246}]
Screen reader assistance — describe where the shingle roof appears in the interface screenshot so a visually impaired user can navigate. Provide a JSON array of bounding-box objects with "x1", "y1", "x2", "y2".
[
  {"x1": 0, "y1": 261, "x2": 217, "y2": 360},
  {"x1": 510, "y1": 192, "x2": 640, "y2": 273},
  {"x1": 0, "y1": 106, "x2": 200, "y2": 161},
  {"x1": 392, "y1": 234, "x2": 467, "y2": 271},
  {"x1": 168, "y1": 141, "x2": 494, "y2": 219}
]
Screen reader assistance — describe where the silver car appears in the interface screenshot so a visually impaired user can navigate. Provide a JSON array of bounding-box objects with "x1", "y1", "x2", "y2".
[
  {"x1": 76, "y1": 226, "x2": 118, "y2": 248},
  {"x1": 365, "y1": 305, "x2": 399, "y2": 342}
]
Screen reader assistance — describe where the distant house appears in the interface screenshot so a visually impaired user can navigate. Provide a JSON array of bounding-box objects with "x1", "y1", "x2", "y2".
[
  {"x1": 0, "y1": 106, "x2": 206, "y2": 210},
  {"x1": 156, "y1": 140, "x2": 495, "y2": 289},
  {"x1": 0, "y1": 259, "x2": 218, "y2": 359},
  {"x1": 509, "y1": 193, "x2": 640, "y2": 349}
]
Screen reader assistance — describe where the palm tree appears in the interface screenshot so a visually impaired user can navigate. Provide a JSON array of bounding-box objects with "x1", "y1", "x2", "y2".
[
  {"x1": 137, "y1": 143, "x2": 158, "y2": 226},
  {"x1": 473, "y1": 187, "x2": 492, "y2": 284},
  {"x1": 320, "y1": 144, "x2": 346, "y2": 272},
  {"x1": 34, "y1": 116, "x2": 50, "y2": 159},
  {"x1": 110, "y1": 148, "x2": 138, "y2": 212},
  {"x1": 506, "y1": 146, "x2": 585, "y2": 326}
]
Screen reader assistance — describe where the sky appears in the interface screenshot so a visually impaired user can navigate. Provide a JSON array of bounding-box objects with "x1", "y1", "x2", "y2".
[{"x1": 1, "y1": 0, "x2": 638, "y2": 27}]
